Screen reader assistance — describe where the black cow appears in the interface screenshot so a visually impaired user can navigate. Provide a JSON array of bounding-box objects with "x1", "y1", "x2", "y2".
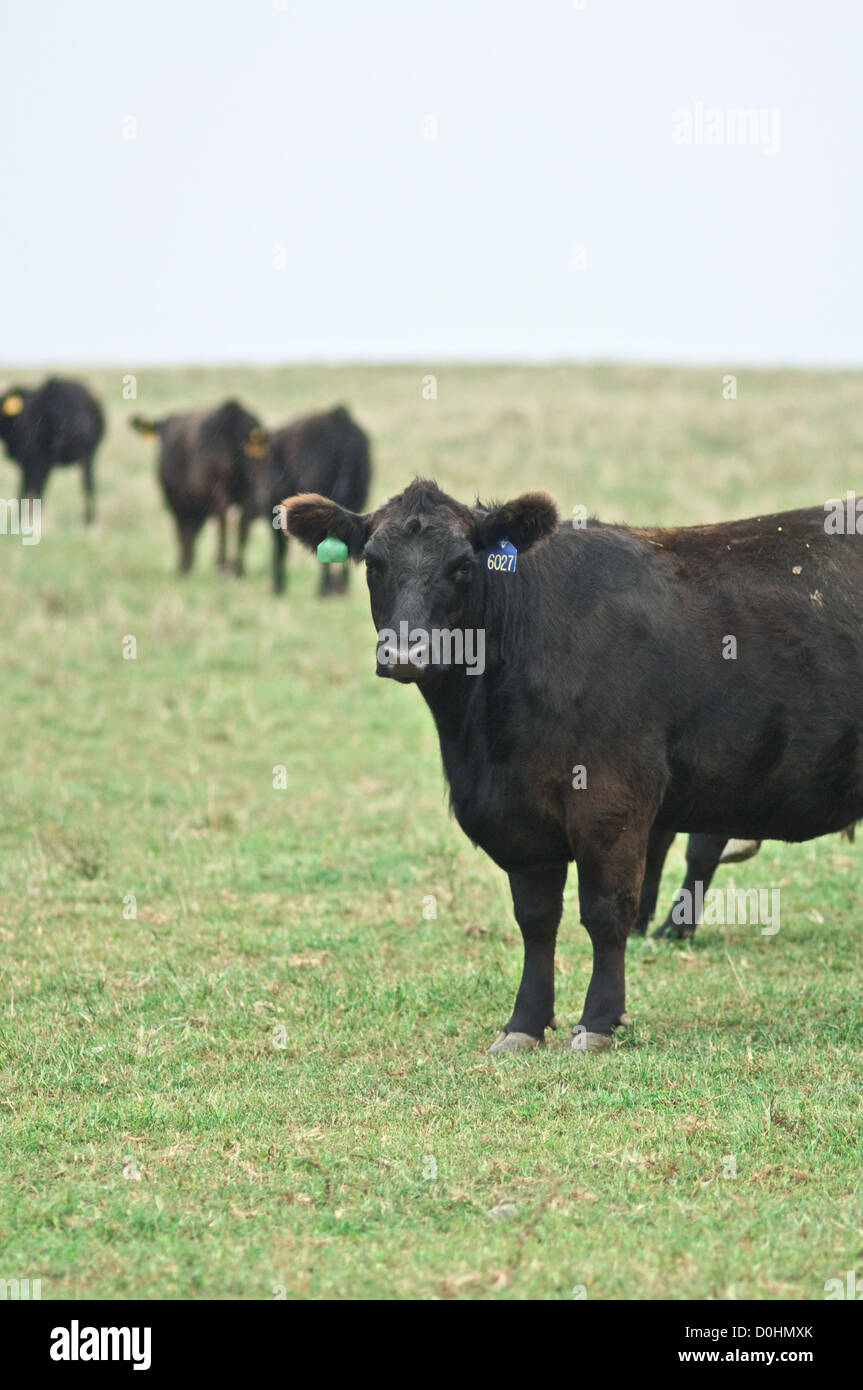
[
  {"x1": 131, "y1": 401, "x2": 263, "y2": 575},
  {"x1": 635, "y1": 833, "x2": 755, "y2": 940},
  {"x1": 284, "y1": 480, "x2": 863, "y2": 1053},
  {"x1": 636, "y1": 827, "x2": 857, "y2": 940},
  {"x1": 0, "y1": 378, "x2": 104, "y2": 524},
  {"x1": 243, "y1": 405, "x2": 371, "y2": 594}
]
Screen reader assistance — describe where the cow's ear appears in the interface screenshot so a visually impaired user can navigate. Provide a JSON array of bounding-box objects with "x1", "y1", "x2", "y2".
[
  {"x1": 281, "y1": 492, "x2": 371, "y2": 560},
  {"x1": 130, "y1": 416, "x2": 161, "y2": 438},
  {"x1": 1, "y1": 392, "x2": 24, "y2": 417},
  {"x1": 475, "y1": 492, "x2": 558, "y2": 553},
  {"x1": 244, "y1": 426, "x2": 268, "y2": 459}
]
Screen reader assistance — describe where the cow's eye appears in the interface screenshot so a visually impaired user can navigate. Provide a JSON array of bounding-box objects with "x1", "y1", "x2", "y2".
[
  {"x1": 364, "y1": 553, "x2": 383, "y2": 574},
  {"x1": 449, "y1": 557, "x2": 473, "y2": 582}
]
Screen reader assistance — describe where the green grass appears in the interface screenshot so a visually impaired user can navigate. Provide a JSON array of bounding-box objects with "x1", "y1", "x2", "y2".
[{"x1": 0, "y1": 364, "x2": 861, "y2": 1300}]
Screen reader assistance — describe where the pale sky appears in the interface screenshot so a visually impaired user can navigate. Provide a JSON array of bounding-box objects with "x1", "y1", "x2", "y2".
[{"x1": 2, "y1": 0, "x2": 860, "y2": 364}]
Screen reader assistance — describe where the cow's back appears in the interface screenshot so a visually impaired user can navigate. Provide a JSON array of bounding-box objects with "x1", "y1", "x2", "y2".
[
  {"x1": 271, "y1": 407, "x2": 370, "y2": 512},
  {"x1": 554, "y1": 510, "x2": 863, "y2": 842},
  {"x1": 28, "y1": 378, "x2": 104, "y2": 463}
]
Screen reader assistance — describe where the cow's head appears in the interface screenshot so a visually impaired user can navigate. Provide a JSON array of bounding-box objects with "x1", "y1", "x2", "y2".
[
  {"x1": 241, "y1": 425, "x2": 272, "y2": 512},
  {"x1": 205, "y1": 400, "x2": 266, "y2": 475},
  {"x1": 283, "y1": 478, "x2": 558, "y2": 682}
]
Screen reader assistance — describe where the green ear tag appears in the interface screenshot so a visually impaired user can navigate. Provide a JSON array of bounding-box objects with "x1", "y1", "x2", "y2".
[{"x1": 317, "y1": 536, "x2": 349, "y2": 563}]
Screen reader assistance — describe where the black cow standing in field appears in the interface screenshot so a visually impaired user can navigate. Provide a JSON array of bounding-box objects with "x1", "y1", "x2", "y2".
[
  {"x1": 635, "y1": 832, "x2": 760, "y2": 940},
  {"x1": 0, "y1": 378, "x2": 104, "y2": 524},
  {"x1": 131, "y1": 401, "x2": 264, "y2": 575},
  {"x1": 243, "y1": 405, "x2": 371, "y2": 594},
  {"x1": 635, "y1": 825, "x2": 857, "y2": 940},
  {"x1": 285, "y1": 480, "x2": 863, "y2": 1053}
]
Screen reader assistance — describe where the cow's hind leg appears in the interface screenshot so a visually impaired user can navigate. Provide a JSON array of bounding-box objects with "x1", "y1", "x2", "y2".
[
  {"x1": 216, "y1": 510, "x2": 231, "y2": 571},
  {"x1": 272, "y1": 528, "x2": 288, "y2": 594},
  {"x1": 318, "y1": 561, "x2": 336, "y2": 596},
  {"x1": 81, "y1": 453, "x2": 96, "y2": 525},
  {"x1": 235, "y1": 508, "x2": 252, "y2": 577},
  {"x1": 653, "y1": 833, "x2": 726, "y2": 939},
  {"x1": 488, "y1": 863, "x2": 567, "y2": 1054},
  {"x1": 632, "y1": 826, "x2": 676, "y2": 935},
  {"x1": 19, "y1": 455, "x2": 49, "y2": 506},
  {"x1": 176, "y1": 514, "x2": 204, "y2": 574}
]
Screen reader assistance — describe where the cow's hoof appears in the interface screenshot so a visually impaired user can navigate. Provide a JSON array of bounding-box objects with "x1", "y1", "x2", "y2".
[
  {"x1": 487, "y1": 1030, "x2": 543, "y2": 1054},
  {"x1": 570, "y1": 1028, "x2": 613, "y2": 1054}
]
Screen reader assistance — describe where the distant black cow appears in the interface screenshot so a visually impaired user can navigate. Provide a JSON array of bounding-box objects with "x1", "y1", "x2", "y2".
[
  {"x1": 131, "y1": 401, "x2": 263, "y2": 574},
  {"x1": 284, "y1": 480, "x2": 863, "y2": 1054},
  {"x1": 635, "y1": 833, "x2": 756, "y2": 940},
  {"x1": 0, "y1": 378, "x2": 104, "y2": 524},
  {"x1": 636, "y1": 826, "x2": 857, "y2": 940},
  {"x1": 243, "y1": 405, "x2": 371, "y2": 594}
]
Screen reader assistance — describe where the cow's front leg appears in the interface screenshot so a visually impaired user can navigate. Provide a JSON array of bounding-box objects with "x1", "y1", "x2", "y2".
[
  {"x1": 488, "y1": 863, "x2": 567, "y2": 1054},
  {"x1": 573, "y1": 837, "x2": 647, "y2": 1053}
]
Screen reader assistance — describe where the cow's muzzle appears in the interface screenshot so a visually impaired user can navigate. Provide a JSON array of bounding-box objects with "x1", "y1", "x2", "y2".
[{"x1": 376, "y1": 631, "x2": 431, "y2": 682}]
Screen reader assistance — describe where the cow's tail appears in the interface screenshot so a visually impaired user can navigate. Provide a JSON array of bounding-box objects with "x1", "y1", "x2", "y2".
[
  {"x1": 841, "y1": 822, "x2": 858, "y2": 843},
  {"x1": 130, "y1": 415, "x2": 164, "y2": 439}
]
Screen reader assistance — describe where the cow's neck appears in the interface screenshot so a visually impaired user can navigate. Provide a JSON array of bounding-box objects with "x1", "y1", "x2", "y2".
[{"x1": 417, "y1": 574, "x2": 516, "y2": 767}]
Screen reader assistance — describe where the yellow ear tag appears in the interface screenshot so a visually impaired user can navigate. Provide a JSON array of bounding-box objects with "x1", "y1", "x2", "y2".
[
  {"x1": 245, "y1": 435, "x2": 268, "y2": 458},
  {"x1": 2, "y1": 393, "x2": 24, "y2": 416}
]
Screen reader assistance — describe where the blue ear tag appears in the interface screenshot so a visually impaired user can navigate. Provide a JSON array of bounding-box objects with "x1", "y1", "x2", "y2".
[{"x1": 485, "y1": 537, "x2": 517, "y2": 573}]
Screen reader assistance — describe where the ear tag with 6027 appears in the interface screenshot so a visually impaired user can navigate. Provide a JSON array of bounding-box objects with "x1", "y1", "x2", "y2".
[{"x1": 485, "y1": 538, "x2": 517, "y2": 573}]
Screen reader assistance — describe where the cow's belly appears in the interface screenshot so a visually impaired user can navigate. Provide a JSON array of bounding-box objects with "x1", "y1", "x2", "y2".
[
  {"x1": 667, "y1": 803, "x2": 862, "y2": 843},
  {"x1": 663, "y1": 767, "x2": 863, "y2": 843},
  {"x1": 664, "y1": 705, "x2": 863, "y2": 843}
]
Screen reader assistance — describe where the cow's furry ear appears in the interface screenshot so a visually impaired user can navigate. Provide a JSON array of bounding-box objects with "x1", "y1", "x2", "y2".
[
  {"x1": 475, "y1": 492, "x2": 559, "y2": 553},
  {"x1": 281, "y1": 493, "x2": 371, "y2": 560}
]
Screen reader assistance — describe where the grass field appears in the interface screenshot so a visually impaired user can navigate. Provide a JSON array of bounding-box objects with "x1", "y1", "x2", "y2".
[{"x1": 1, "y1": 364, "x2": 861, "y2": 1300}]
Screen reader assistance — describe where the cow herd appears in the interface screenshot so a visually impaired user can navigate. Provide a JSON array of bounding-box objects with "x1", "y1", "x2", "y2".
[
  {"x1": 131, "y1": 399, "x2": 370, "y2": 593},
  {"x1": 0, "y1": 375, "x2": 371, "y2": 594}
]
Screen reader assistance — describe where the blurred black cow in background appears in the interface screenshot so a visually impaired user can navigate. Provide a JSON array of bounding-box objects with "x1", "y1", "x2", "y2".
[
  {"x1": 243, "y1": 405, "x2": 371, "y2": 594},
  {"x1": 0, "y1": 378, "x2": 104, "y2": 524},
  {"x1": 131, "y1": 401, "x2": 264, "y2": 575}
]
